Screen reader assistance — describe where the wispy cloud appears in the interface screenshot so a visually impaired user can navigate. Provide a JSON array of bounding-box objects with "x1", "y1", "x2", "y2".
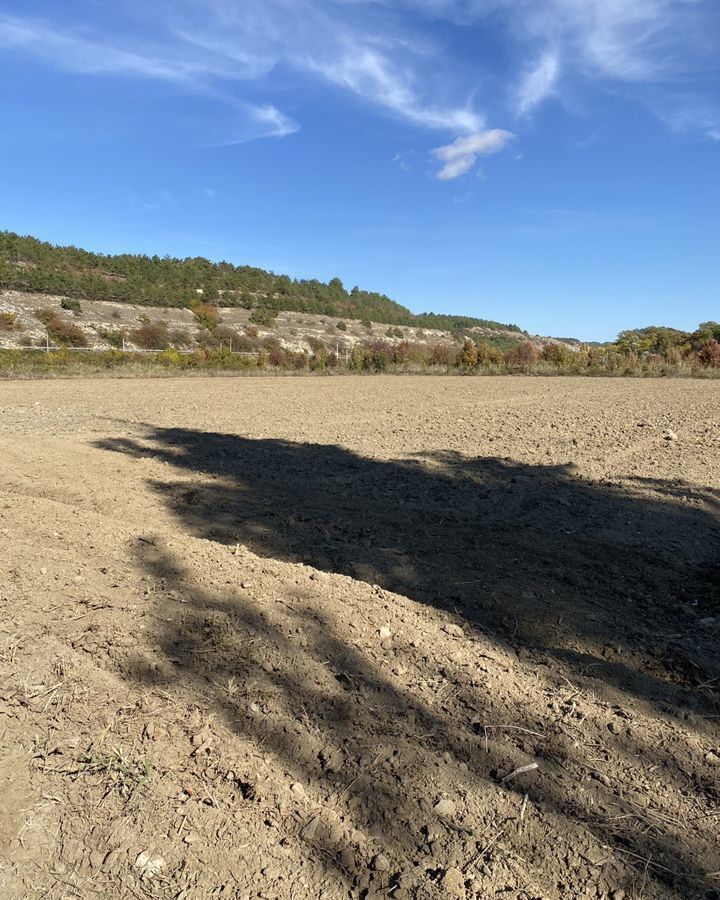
[
  {"x1": 0, "y1": 0, "x2": 717, "y2": 161},
  {"x1": 392, "y1": 150, "x2": 414, "y2": 172},
  {"x1": 400, "y1": 0, "x2": 719, "y2": 129},
  {"x1": 305, "y1": 46, "x2": 482, "y2": 132},
  {"x1": 515, "y1": 51, "x2": 560, "y2": 116},
  {"x1": 0, "y1": 13, "x2": 210, "y2": 84},
  {"x1": 431, "y1": 130, "x2": 515, "y2": 180}
]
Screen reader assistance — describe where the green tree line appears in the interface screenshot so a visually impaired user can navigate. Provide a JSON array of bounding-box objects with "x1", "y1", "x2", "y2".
[{"x1": 0, "y1": 231, "x2": 521, "y2": 334}]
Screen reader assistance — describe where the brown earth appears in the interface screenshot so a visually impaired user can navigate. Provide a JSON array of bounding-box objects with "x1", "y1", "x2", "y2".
[{"x1": 1, "y1": 375, "x2": 719, "y2": 900}]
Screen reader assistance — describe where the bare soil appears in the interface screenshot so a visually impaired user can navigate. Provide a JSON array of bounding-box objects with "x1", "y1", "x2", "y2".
[{"x1": 1, "y1": 376, "x2": 719, "y2": 900}]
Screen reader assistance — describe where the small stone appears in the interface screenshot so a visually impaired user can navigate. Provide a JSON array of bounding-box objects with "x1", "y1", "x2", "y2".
[
  {"x1": 705, "y1": 752, "x2": 720, "y2": 767},
  {"x1": 183, "y1": 831, "x2": 199, "y2": 845},
  {"x1": 40, "y1": 566, "x2": 47, "y2": 576},
  {"x1": 319, "y1": 746, "x2": 343, "y2": 773},
  {"x1": 583, "y1": 847, "x2": 607, "y2": 866},
  {"x1": 663, "y1": 429, "x2": 678, "y2": 441},
  {"x1": 301, "y1": 817, "x2": 320, "y2": 841},
  {"x1": 372, "y1": 853, "x2": 391, "y2": 872},
  {"x1": 698, "y1": 617, "x2": 717, "y2": 628},
  {"x1": 329, "y1": 824, "x2": 345, "y2": 845},
  {"x1": 378, "y1": 626, "x2": 392, "y2": 640},
  {"x1": 134, "y1": 851, "x2": 165, "y2": 880},
  {"x1": 72, "y1": 575, "x2": 86, "y2": 585},
  {"x1": 443, "y1": 623, "x2": 464, "y2": 638},
  {"x1": 433, "y1": 798, "x2": 456, "y2": 817},
  {"x1": 290, "y1": 782, "x2": 306, "y2": 798},
  {"x1": 240, "y1": 580, "x2": 253, "y2": 589},
  {"x1": 381, "y1": 638, "x2": 393, "y2": 651},
  {"x1": 339, "y1": 848, "x2": 356, "y2": 871},
  {"x1": 607, "y1": 721, "x2": 622, "y2": 735},
  {"x1": 88, "y1": 850, "x2": 104, "y2": 870},
  {"x1": 442, "y1": 866, "x2": 466, "y2": 898},
  {"x1": 191, "y1": 729, "x2": 211, "y2": 747}
]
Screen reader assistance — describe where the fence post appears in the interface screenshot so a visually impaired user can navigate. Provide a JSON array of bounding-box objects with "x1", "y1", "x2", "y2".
[{"x1": 46, "y1": 330, "x2": 50, "y2": 354}]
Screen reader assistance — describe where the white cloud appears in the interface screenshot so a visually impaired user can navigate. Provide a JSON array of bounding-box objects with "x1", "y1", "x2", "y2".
[
  {"x1": 400, "y1": 0, "x2": 719, "y2": 132},
  {"x1": 0, "y1": 12, "x2": 223, "y2": 84},
  {"x1": 0, "y1": 5, "x2": 484, "y2": 142},
  {"x1": 515, "y1": 51, "x2": 560, "y2": 116},
  {"x1": 247, "y1": 104, "x2": 299, "y2": 139},
  {"x1": 1, "y1": 0, "x2": 717, "y2": 156},
  {"x1": 431, "y1": 129, "x2": 515, "y2": 180},
  {"x1": 306, "y1": 46, "x2": 482, "y2": 132}
]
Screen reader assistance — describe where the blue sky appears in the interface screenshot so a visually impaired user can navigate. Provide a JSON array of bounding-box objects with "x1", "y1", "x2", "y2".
[{"x1": 0, "y1": 1, "x2": 718, "y2": 340}]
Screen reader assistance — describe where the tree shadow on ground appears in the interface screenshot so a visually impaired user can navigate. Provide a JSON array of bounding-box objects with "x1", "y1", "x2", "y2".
[{"x1": 95, "y1": 427, "x2": 720, "y2": 899}]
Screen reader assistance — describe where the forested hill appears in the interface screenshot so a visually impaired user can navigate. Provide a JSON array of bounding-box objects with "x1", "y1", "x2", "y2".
[{"x1": 0, "y1": 231, "x2": 521, "y2": 334}]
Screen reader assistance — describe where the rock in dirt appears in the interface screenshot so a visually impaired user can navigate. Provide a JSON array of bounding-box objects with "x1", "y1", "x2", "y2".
[
  {"x1": 698, "y1": 617, "x2": 717, "y2": 628},
  {"x1": 705, "y1": 752, "x2": 720, "y2": 767},
  {"x1": 443, "y1": 623, "x2": 465, "y2": 638},
  {"x1": 442, "y1": 866, "x2": 466, "y2": 897},
  {"x1": 134, "y1": 851, "x2": 165, "y2": 880},
  {"x1": 191, "y1": 728, "x2": 212, "y2": 747},
  {"x1": 378, "y1": 626, "x2": 392, "y2": 640},
  {"x1": 319, "y1": 746, "x2": 343, "y2": 773},
  {"x1": 372, "y1": 853, "x2": 391, "y2": 872},
  {"x1": 339, "y1": 848, "x2": 356, "y2": 872},
  {"x1": 290, "y1": 782, "x2": 306, "y2": 798},
  {"x1": 88, "y1": 850, "x2": 104, "y2": 870},
  {"x1": 433, "y1": 798, "x2": 456, "y2": 816},
  {"x1": 663, "y1": 429, "x2": 678, "y2": 441},
  {"x1": 301, "y1": 816, "x2": 320, "y2": 841}
]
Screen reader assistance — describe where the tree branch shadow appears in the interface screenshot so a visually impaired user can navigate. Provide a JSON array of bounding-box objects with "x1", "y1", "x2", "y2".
[{"x1": 94, "y1": 426, "x2": 720, "y2": 899}]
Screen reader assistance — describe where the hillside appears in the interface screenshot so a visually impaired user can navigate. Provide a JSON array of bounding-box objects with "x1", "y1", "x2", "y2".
[
  {"x1": 0, "y1": 231, "x2": 521, "y2": 335},
  {"x1": 0, "y1": 289, "x2": 533, "y2": 359}
]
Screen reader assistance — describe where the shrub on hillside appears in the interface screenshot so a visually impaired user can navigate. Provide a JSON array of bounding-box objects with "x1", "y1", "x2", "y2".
[
  {"x1": 130, "y1": 320, "x2": 171, "y2": 349},
  {"x1": 97, "y1": 328, "x2": 126, "y2": 349},
  {"x1": 458, "y1": 338, "x2": 478, "y2": 369},
  {"x1": 475, "y1": 341, "x2": 503, "y2": 366},
  {"x1": 249, "y1": 307, "x2": 277, "y2": 327},
  {"x1": 60, "y1": 297, "x2": 82, "y2": 315},
  {"x1": 35, "y1": 308, "x2": 88, "y2": 347},
  {"x1": 504, "y1": 340, "x2": 539, "y2": 372},
  {"x1": 0, "y1": 311, "x2": 17, "y2": 330},
  {"x1": 429, "y1": 344, "x2": 457, "y2": 368},
  {"x1": 541, "y1": 343, "x2": 574, "y2": 367},
  {"x1": 196, "y1": 325, "x2": 256, "y2": 351},
  {"x1": 698, "y1": 338, "x2": 720, "y2": 368},
  {"x1": 190, "y1": 299, "x2": 220, "y2": 331}
]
